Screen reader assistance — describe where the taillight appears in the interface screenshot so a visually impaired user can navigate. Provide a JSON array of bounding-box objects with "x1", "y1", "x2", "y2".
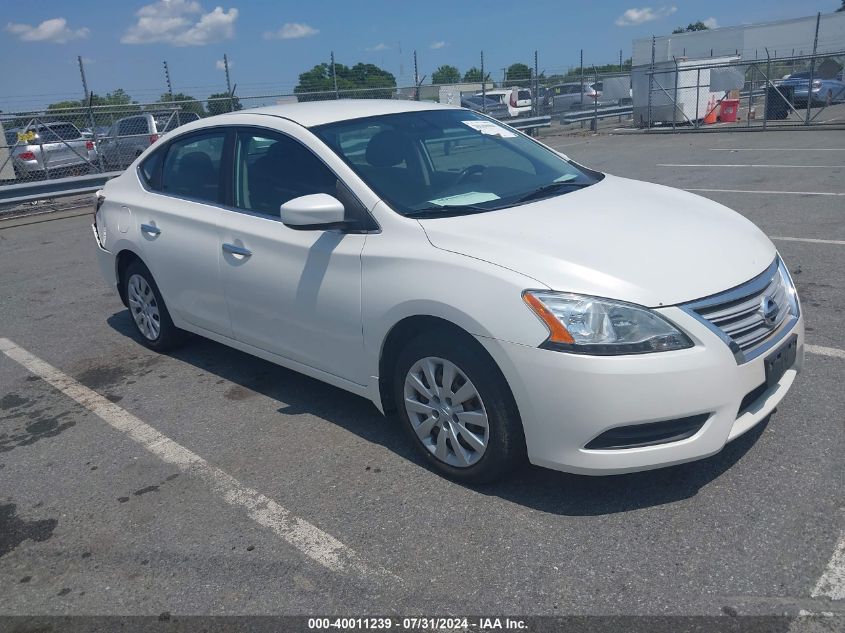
[
  {"x1": 19, "y1": 151, "x2": 36, "y2": 160},
  {"x1": 86, "y1": 140, "x2": 95, "y2": 150},
  {"x1": 509, "y1": 93, "x2": 517, "y2": 107},
  {"x1": 149, "y1": 134, "x2": 159, "y2": 144}
]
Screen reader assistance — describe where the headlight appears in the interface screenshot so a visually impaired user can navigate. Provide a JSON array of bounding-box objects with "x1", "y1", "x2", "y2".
[{"x1": 523, "y1": 291, "x2": 693, "y2": 355}]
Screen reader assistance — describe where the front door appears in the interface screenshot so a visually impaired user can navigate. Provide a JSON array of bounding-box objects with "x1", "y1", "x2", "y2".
[{"x1": 217, "y1": 127, "x2": 367, "y2": 384}]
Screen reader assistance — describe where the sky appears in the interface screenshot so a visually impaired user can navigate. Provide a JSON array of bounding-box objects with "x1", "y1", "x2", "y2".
[{"x1": 1, "y1": 0, "x2": 841, "y2": 112}]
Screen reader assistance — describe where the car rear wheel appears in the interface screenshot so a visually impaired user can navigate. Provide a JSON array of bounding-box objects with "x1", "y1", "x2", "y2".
[
  {"x1": 393, "y1": 329, "x2": 526, "y2": 483},
  {"x1": 124, "y1": 260, "x2": 184, "y2": 352}
]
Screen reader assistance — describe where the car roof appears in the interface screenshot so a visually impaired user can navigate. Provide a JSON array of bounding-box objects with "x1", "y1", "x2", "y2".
[{"x1": 235, "y1": 99, "x2": 458, "y2": 128}]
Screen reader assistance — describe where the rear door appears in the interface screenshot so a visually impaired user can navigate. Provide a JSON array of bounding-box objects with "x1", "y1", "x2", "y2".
[{"x1": 132, "y1": 129, "x2": 233, "y2": 337}]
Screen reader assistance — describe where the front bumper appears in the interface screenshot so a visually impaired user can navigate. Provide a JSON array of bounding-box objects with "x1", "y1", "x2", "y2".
[{"x1": 478, "y1": 307, "x2": 804, "y2": 475}]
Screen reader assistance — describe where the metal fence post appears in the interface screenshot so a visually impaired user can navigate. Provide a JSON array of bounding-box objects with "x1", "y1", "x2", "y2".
[
  {"x1": 331, "y1": 51, "x2": 339, "y2": 100},
  {"x1": 534, "y1": 50, "x2": 539, "y2": 119},
  {"x1": 747, "y1": 63, "x2": 755, "y2": 128},
  {"x1": 694, "y1": 68, "x2": 701, "y2": 129},
  {"x1": 805, "y1": 12, "x2": 820, "y2": 125},
  {"x1": 672, "y1": 58, "x2": 678, "y2": 133},
  {"x1": 223, "y1": 54, "x2": 235, "y2": 112},
  {"x1": 647, "y1": 36, "x2": 655, "y2": 131},
  {"x1": 763, "y1": 50, "x2": 771, "y2": 131}
]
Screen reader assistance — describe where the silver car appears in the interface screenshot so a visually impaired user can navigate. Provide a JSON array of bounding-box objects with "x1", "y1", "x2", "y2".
[
  {"x1": 4, "y1": 121, "x2": 97, "y2": 180},
  {"x1": 99, "y1": 111, "x2": 200, "y2": 169},
  {"x1": 549, "y1": 82, "x2": 616, "y2": 112}
]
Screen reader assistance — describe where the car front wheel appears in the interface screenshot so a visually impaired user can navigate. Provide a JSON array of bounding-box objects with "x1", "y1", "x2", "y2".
[{"x1": 393, "y1": 329, "x2": 526, "y2": 483}]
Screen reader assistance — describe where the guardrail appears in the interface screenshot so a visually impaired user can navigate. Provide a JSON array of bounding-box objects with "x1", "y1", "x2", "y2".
[
  {"x1": 0, "y1": 171, "x2": 121, "y2": 207},
  {"x1": 505, "y1": 115, "x2": 553, "y2": 131},
  {"x1": 560, "y1": 106, "x2": 634, "y2": 125}
]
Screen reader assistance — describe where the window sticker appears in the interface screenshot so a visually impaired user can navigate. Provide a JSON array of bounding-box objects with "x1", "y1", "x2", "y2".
[
  {"x1": 461, "y1": 120, "x2": 517, "y2": 138},
  {"x1": 428, "y1": 191, "x2": 501, "y2": 206}
]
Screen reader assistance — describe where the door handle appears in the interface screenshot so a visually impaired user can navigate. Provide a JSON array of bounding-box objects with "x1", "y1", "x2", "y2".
[
  {"x1": 140, "y1": 223, "x2": 161, "y2": 236},
  {"x1": 222, "y1": 243, "x2": 252, "y2": 257}
]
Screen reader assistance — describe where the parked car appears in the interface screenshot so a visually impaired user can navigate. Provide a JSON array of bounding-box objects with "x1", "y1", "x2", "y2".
[
  {"x1": 98, "y1": 111, "x2": 201, "y2": 169},
  {"x1": 477, "y1": 88, "x2": 532, "y2": 117},
  {"x1": 548, "y1": 82, "x2": 616, "y2": 112},
  {"x1": 460, "y1": 94, "x2": 510, "y2": 119},
  {"x1": 93, "y1": 100, "x2": 803, "y2": 483},
  {"x1": 4, "y1": 121, "x2": 97, "y2": 180},
  {"x1": 777, "y1": 71, "x2": 845, "y2": 106}
]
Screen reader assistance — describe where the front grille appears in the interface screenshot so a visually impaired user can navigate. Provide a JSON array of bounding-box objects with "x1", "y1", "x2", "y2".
[{"x1": 682, "y1": 258, "x2": 799, "y2": 363}]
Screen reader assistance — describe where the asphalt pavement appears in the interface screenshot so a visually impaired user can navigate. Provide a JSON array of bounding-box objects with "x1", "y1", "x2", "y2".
[{"x1": 0, "y1": 129, "x2": 843, "y2": 624}]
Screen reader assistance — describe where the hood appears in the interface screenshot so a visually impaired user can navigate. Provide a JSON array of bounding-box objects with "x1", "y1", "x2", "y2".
[{"x1": 418, "y1": 174, "x2": 776, "y2": 307}]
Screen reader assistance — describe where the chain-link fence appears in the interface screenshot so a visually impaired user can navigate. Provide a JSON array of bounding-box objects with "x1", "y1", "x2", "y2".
[
  {"x1": 636, "y1": 50, "x2": 845, "y2": 131},
  {"x1": 2, "y1": 49, "x2": 843, "y2": 190}
]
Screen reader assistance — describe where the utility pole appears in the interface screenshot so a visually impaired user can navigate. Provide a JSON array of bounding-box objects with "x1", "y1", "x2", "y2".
[
  {"x1": 223, "y1": 53, "x2": 234, "y2": 112},
  {"x1": 78, "y1": 55, "x2": 90, "y2": 101},
  {"x1": 481, "y1": 51, "x2": 486, "y2": 111},
  {"x1": 163, "y1": 60, "x2": 174, "y2": 101},
  {"x1": 413, "y1": 49, "x2": 419, "y2": 100},
  {"x1": 331, "y1": 51, "x2": 339, "y2": 99}
]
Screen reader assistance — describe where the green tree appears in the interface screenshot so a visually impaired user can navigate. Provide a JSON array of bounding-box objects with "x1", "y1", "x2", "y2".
[
  {"x1": 673, "y1": 21, "x2": 710, "y2": 34},
  {"x1": 462, "y1": 67, "x2": 490, "y2": 82},
  {"x1": 157, "y1": 93, "x2": 206, "y2": 117},
  {"x1": 294, "y1": 61, "x2": 396, "y2": 100},
  {"x1": 207, "y1": 92, "x2": 242, "y2": 116},
  {"x1": 431, "y1": 65, "x2": 461, "y2": 84},
  {"x1": 838, "y1": 0, "x2": 844, "y2": 11},
  {"x1": 505, "y1": 63, "x2": 532, "y2": 86}
]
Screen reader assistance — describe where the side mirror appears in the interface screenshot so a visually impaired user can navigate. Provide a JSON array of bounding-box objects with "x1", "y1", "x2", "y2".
[{"x1": 280, "y1": 193, "x2": 346, "y2": 230}]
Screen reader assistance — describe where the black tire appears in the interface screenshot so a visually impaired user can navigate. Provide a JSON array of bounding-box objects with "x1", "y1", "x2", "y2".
[
  {"x1": 123, "y1": 259, "x2": 184, "y2": 352},
  {"x1": 392, "y1": 328, "x2": 526, "y2": 484}
]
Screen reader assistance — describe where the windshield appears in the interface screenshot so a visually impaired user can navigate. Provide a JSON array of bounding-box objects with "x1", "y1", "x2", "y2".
[{"x1": 312, "y1": 109, "x2": 601, "y2": 217}]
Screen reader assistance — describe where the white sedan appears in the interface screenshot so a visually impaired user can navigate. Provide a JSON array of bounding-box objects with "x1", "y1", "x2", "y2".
[{"x1": 92, "y1": 100, "x2": 803, "y2": 482}]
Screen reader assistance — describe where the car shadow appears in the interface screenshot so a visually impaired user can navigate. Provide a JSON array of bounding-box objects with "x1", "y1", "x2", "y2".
[{"x1": 108, "y1": 310, "x2": 769, "y2": 517}]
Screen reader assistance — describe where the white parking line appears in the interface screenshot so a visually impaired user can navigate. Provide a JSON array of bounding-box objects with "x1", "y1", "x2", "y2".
[
  {"x1": 0, "y1": 337, "x2": 400, "y2": 584},
  {"x1": 684, "y1": 188, "x2": 845, "y2": 196},
  {"x1": 811, "y1": 531, "x2": 845, "y2": 600},
  {"x1": 709, "y1": 148, "x2": 845, "y2": 152},
  {"x1": 805, "y1": 344, "x2": 845, "y2": 360},
  {"x1": 660, "y1": 164, "x2": 844, "y2": 168},
  {"x1": 771, "y1": 236, "x2": 845, "y2": 246}
]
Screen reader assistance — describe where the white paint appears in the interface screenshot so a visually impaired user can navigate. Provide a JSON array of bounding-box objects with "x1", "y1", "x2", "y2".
[
  {"x1": 0, "y1": 337, "x2": 399, "y2": 584},
  {"x1": 805, "y1": 344, "x2": 845, "y2": 360},
  {"x1": 684, "y1": 188, "x2": 845, "y2": 196},
  {"x1": 811, "y1": 531, "x2": 845, "y2": 600},
  {"x1": 660, "y1": 164, "x2": 844, "y2": 168},
  {"x1": 771, "y1": 236, "x2": 845, "y2": 246}
]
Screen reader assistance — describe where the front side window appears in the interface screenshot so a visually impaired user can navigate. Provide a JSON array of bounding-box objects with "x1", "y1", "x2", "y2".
[
  {"x1": 313, "y1": 109, "x2": 601, "y2": 217},
  {"x1": 160, "y1": 132, "x2": 225, "y2": 203},
  {"x1": 233, "y1": 131, "x2": 337, "y2": 216}
]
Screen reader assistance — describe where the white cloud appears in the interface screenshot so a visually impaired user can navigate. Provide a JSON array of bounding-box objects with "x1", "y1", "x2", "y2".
[
  {"x1": 263, "y1": 22, "x2": 318, "y2": 40},
  {"x1": 6, "y1": 17, "x2": 90, "y2": 43},
  {"x1": 703, "y1": 17, "x2": 719, "y2": 29},
  {"x1": 121, "y1": 0, "x2": 238, "y2": 46},
  {"x1": 367, "y1": 42, "x2": 389, "y2": 51},
  {"x1": 430, "y1": 40, "x2": 447, "y2": 49},
  {"x1": 615, "y1": 6, "x2": 677, "y2": 27},
  {"x1": 215, "y1": 58, "x2": 232, "y2": 70}
]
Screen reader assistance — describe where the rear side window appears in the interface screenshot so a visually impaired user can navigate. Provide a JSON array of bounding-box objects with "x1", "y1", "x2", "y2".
[
  {"x1": 160, "y1": 132, "x2": 226, "y2": 203},
  {"x1": 118, "y1": 117, "x2": 148, "y2": 137},
  {"x1": 39, "y1": 123, "x2": 82, "y2": 142}
]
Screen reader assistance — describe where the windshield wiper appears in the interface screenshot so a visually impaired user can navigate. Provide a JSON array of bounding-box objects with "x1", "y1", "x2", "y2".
[
  {"x1": 517, "y1": 181, "x2": 591, "y2": 203},
  {"x1": 406, "y1": 204, "x2": 497, "y2": 218}
]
